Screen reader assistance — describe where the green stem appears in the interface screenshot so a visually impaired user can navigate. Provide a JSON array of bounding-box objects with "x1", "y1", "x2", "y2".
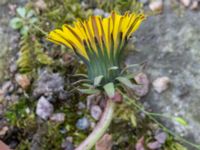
[
  {"x1": 75, "y1": 99, "x2": 115, "y2": 150},
  {"x1": 32, "y1": 24, "x2": 48, "y2": 36},
  {"x1": 119, "y1": 91, "x2": 200, "y2": 150}
]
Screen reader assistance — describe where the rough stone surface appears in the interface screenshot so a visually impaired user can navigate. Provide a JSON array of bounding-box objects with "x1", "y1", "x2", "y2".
[
  {"x1": 33, "y1": 70, "x2": 64, "y2": 98},
  {"x1": 36, "y1": 96, "x2": 54, "y2": 120},
  {"x1": 127, "y1": 1, "x2": 200, "y2": 143},
  {"x1": 15, "y1": 74, "x2": 30, "y2": 89},
  {"x1": 50, "y1": 113, "x2": 65, "y2": 123},
  {"x1": 152, "y1": 76, "x2": 170, "y2": 93},
  {"x1": 90, "y1": 105, "x2": 102, "y2": 120},
  {"x1": 76, "y1": 117, "x2": 90, "y2": 130}
]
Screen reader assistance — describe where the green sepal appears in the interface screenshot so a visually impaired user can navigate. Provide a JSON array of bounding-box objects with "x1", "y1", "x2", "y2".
[
  {"x1": 78, "y1": 88, "x2": 100, "y2": 95},
  {"x1": 103, "y1": 82, "x2": 115, "y2": 98},
  {"x1": 94, "y1": 75, "x2": 104, "y2": 87},
  {"x1": 116, "y1": 76, "x2": 134, "y2": 89}
]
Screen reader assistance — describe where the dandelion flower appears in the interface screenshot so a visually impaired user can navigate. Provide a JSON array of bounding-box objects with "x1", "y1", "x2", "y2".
[{"x1": 47, "y1": 11, "x2": 145, "y2": 85}]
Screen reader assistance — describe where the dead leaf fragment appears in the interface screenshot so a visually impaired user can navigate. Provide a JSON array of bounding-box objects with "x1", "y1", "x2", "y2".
[
  {"x1": 96, "y1": 134, "x2": 112, "y2": 150},
  {"x1": 0, "y1": 141, "x2": 10, "y2": 150}
]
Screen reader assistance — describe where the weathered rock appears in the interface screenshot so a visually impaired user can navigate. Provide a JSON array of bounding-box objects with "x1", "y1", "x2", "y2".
[
  {"x1": 50, "y1": 113, "x2": 65, "y2": 123},
  {"x1": 90, "y1": 105, "x2": 102, "y2": 120},
  {"x1": 149, "y1": 0, "x2": 163, "y2": 13},
  {"x1": 127, "y1": 2, "x2": 200, "y2": 143},
  {"x1": 180, "y1": 0, "x2": 191, "y2": 7},
  {"x1": 190, "y1": 1, "x2": 199, "y2": 10},
  {"x1": 0, "y1": 126, "x2": 8, "y2": 137},
  {"x1": 33, "y1": 70, "x2": 64, "y2": 97},
  {"x1": 76, "y1": 117, "x2": 90, "y2": 130},
  {"x1": 152, "y1": 76, "x2": 170, "y2": 93},
  {"x1": 133, "y1": 73, "x2": 149, "y2": 97},
  {"x1": 77, "y1": 102, "x2": 86, "y2": 110},
  {"x1": 155, "y1": 132, "x2": 167, "y2": 144},
  {"x1": 9, "y1": 63, "x2": 17, "y2": 73},
  {"x1": 36, "y1": 96, "x2": 54, "y2": 120},
  {"x1": 93, "y1": 8, "x2": 104, "y2": 16},
  {"x1": 135, "y1": 136, "x2": 145, "y2": 150},
  {"x1": 139, "y1": 0, "x2": 149, "y2": 5},
  {"x1": 15, "y1": 74, "x2": 30, "y2": 89},
  {"x1": 147, "y1": 141, "x2": 162, "y2": 149},
  {"x1": 61, "y1": 140, "x2": 74, "y2": 150},
  {"x1": 35, "y1": 0, "x2": 47, "y2": 11}
]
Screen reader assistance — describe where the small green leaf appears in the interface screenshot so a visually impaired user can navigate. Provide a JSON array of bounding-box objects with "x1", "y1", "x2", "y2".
[
  {"x1": 130, "y1": 114, "x2": 137, "y2": 127},
  {"x1": 27, "y1": 10, "x2": 35, "y2": 18},
  {"x1": 78, "y1": 88, "x2": 99, "y2": 94},
  {"x1": 20, "y1": 26, "x2": 29, "y2": 35},
  {"x1": 37, "y1": 54, "x2": 53, "y2": 65},
  {"x1": 103, "y1": 82, "x2": 115, "y2": 98},
  {"x1": 17, "y1": 7, "x2": 26, "y2": 18},
  {"x1": 30, "y1": 17, "x2": 38, "y2": 24},
  {"x1": 10, "y1": 17, "x2": 23, "y2": 29},
  {"x1": 108, "y1": 66, "x2": 118, "y2": 71},
  {"x1": 94, "y1": 75, "x2": 104, "y2": 86},
  {"x1": 82, "y1": 83, "x2": 93, "y2": 88},
  {"x1": 116, "y1": 76, "x2": 134, "y2": 88},
  {"x1": 174, "y1": 117, "x2": 188, "y2": 126}
]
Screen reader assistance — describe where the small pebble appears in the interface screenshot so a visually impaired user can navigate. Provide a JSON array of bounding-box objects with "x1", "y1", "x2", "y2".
[
  {"x1": 50, "y1": 113, "x2": 65, "y2": 123},
  {"x1": 61, "y1": 140, "x2": 74, "y2": 150},
  {"x1": 15, "y1": 74, "x2": 30, "y2": 89},
  {"x1": 76, "y1": 117, "x2": 90, "y2": 130},
  {"x1": 58, "y1": 90, "x2": 70, "y2": 101},
  {"x1": 90, "y1": 105, "x2": 102, "y2": 120},
  {"x1": 0, "y1": 126, "x2": 9, "y2": 136},
  {"x1": 133, "y1": 73, "x2": 150, "y2": 97},
  {"x1": 180, "y1": 0, "x2": 191, "y2": 7},
  {"x1": 78, "y1": 102, "x2": 86, "y2": 110},
  {"x1": 33, "y1": 70, "x2": 64, "y2": 97},
  {"x1": 139, "y1": 0, "x2": 149, "y2": 4},
  {"x1": 190, "y1": 1, "x2": 199, "y2": 10},
  {"x1": 155, "y1": 132, "x2": 167, "y2": 144},
  {"x1": 149, "y1": 0, "x2": 163, "y2": 13},
  {"x1": 36, "y1": 96, "x2": 54, "y2": 120},
  {"x1": 93, "y1": 8, "x2": 104, "y2": 16},
  {"x1": 9, "y1": 63, "x2": 17, "y2": 73},
  {"x1": 153, "y1": 76, "x2": 170, "y2": 93},
  {"x1": 135, "y1": 136, "x2": 145, "y2": 150},
  {"x1": 147, "y1": 141, "x2": 162, "y2": 149}
]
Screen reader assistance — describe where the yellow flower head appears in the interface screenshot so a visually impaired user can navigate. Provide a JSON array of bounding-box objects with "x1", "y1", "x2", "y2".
[{"x1": 47, "y1": 11, "x2": 145, "y2": 85}]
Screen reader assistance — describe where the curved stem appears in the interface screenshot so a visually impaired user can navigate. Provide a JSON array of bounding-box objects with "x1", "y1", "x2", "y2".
[{"x1": 75, "y1": 99, "x2": 115, "y2": 150}]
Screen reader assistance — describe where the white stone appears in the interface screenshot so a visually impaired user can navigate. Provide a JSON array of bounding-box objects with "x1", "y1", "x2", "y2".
[
  {"x1": 50, "y1": 113, "x2": 65, "y2": 123},
  {"x1": 180, "y1": 0, "x2": 191, "y2": 7},
  {"x1": 149, "y1": 0, "x2": 163, "y2": 12},
  {"x1": 153, "y1": 76, "x2": 170, "y2": 93},
  {"x1": 90, "y1": 105, "x2": 102, "y2": 120},
  {"x1": 36, "y1": 96, "x2": 53, "y2": 120}
]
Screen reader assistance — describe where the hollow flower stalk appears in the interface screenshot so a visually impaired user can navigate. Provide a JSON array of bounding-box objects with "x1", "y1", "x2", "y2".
[{"x1": 47, "y1": 11, "x2": 145, "y2": 85}]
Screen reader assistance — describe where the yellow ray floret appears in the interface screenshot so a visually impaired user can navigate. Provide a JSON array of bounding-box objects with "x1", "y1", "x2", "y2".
[{"x1": 47, "y1": 11, "x2": 146, "y2": 61}]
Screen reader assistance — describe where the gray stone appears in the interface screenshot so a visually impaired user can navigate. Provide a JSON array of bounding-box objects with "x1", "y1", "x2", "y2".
[
  {"x1": 90, "y1": 105, "x2": 102, "y2": 120},
  {"x1": 33, "y1": 70, "x2": 64, "y2": 97},
  {"x1": 147, "y1": 141, "x2": 162, "y2": 149},
  {"x1": 61, "y1": 140, "x2": 74, "y2": 150},
  {"x1": 93, "y1": 8, "x2": 104, "y2": 16},
  {"x1": 152, "y1": 76, "x2": 170, "y2": 93},
  {"x1": 50, "y1": 113, "x2": 65, "y2": 123},
  {"x1": 155, "y1": 132, "x2": 167, "y2": 144},
  {"x1": 126, "y1": 1, "x2": 200, "y2": 143},
  {"x1": 76, "y1": 117, "x2": 90, "y2": 130},
  {"x1": 36, "y1": 96, "x2": 54, "y2": 120}
]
